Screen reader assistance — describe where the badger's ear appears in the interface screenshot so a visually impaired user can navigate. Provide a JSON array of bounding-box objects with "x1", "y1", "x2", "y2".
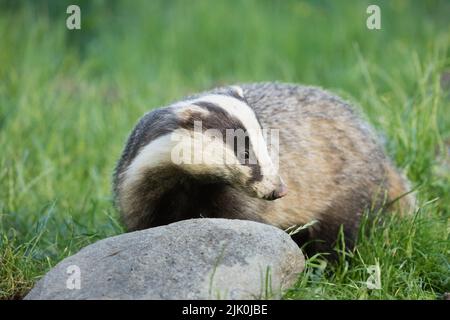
[{"x1": 229, "y1": 85, "x2": 245, "y2": 99}]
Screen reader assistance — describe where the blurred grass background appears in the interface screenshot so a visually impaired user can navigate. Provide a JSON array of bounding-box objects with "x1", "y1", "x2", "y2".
[{"x1": 0, "y1": 0, "x2": 449, "y2": 299}]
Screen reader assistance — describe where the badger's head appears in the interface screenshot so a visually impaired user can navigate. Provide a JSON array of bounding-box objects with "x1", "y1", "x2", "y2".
[
  {"x1": 122, "y1": 86, "x2": 287, "y2": 201},
  {"x1": 171, "y1": 86, "x2": 287, "y2": 200}
]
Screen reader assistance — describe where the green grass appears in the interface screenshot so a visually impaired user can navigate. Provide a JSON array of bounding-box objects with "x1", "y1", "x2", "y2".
[{"x1": 0, "y1": 0, "x2": 449, "y2": 300}]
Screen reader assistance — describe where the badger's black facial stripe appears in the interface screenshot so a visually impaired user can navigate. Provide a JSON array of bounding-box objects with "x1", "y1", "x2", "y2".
[
  {"x1": 248, "y1": 163, "x2": 263, "y2": 183},
  {"x1": 186, "y1": 101, "x2": 245, "y2": 137}
]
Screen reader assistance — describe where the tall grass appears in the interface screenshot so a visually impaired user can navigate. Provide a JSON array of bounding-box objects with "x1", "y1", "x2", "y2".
[{"x1": 0, "y1": 0, "x2": 449, "y2": 299}]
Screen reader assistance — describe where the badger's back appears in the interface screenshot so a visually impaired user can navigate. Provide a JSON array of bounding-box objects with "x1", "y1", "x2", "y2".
[{"x1": 239, "y1": 83, "x2": 414, "y2": 252}]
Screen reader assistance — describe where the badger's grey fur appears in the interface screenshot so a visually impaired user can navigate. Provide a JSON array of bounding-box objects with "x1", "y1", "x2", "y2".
[{"x1": 113, "y1": 82, "x2": 415, "y2": 256}]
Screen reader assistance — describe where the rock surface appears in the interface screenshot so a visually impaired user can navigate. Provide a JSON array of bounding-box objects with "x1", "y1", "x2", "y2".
[{"x1": 25, "y1": 218, "x2": 304, "y2": 300}]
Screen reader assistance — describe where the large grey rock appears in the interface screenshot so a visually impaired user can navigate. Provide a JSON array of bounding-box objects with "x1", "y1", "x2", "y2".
[{"x1": 25, "y1": 218, "x2": 304, "y2": 300}]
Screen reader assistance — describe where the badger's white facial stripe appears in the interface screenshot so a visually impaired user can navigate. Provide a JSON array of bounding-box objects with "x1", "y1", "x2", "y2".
[
  {"x1": 170, "y1": 128, "x2": 240, "y2": 168},
  {"x1": 122, "y1": 134, "x2": 174, "y2": 187}
]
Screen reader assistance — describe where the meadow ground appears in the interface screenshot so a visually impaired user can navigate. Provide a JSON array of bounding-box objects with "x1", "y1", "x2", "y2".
[{"x1": 0, "y1": 0, "x2": 449, "y2": 299}]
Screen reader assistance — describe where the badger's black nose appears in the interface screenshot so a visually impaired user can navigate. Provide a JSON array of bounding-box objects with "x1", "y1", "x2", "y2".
[{"x1": 265, "y1": 183, "x2": 288, "y2": 200}]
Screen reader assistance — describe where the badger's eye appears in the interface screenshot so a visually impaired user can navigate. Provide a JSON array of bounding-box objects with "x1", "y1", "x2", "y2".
[{"x1": 243, "y1": 150, "x2": 250, "y2": 160}]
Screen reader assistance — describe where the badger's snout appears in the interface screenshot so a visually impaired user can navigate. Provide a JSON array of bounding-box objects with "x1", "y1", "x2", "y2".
[{"x1": 264, "y1": 181, "x2": 288, "y2": 200}]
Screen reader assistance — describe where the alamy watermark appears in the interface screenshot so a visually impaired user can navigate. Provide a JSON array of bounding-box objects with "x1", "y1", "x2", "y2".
[
  {"x1": 366, "y1": 5, "x2": 381, "y2": 30},
  {"x1": 66, "y1": 265, "x2": 81, "y2": 290},
  {"x1": 66, "y1": 5, "x2": 81, "y2": 30},
  {"x1": 365, "y1": 263, "x2": 382, "y2": 290},
  {"x1": 64, "y1": 5, "x2": 383, "y2": 33}
]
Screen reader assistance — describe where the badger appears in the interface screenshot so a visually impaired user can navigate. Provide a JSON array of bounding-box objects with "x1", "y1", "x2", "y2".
[{"x1": 113, "y1": 82, "x2": 415, "y2": 256}]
